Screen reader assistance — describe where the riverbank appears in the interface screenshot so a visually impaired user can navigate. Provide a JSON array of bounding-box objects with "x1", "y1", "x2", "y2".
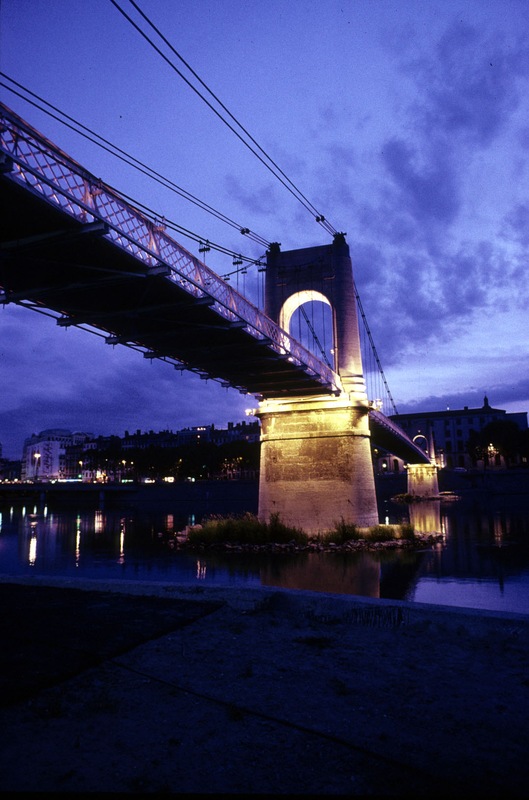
[
  {"x1": 2, "y1": 468, "x2": 528, "y2": 513},
  {"x1": 1, "y1": 575, "x2": 528, "y2": 794}
]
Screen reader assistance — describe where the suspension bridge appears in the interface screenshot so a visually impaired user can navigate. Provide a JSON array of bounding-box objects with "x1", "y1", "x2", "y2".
[{"x1": 0, "y1": 102, "x2": 433, "y2": 531}]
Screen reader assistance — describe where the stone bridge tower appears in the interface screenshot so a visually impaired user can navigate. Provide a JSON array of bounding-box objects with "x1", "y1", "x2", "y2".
[{"x1": 256, "y1": 234, "x2": 379, "y2": 533}]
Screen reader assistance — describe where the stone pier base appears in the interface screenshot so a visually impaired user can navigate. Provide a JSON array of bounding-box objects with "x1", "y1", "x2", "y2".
[
  {"x1": 407, "y1": 463, "x2": 439, "y2": 497},
  {"x1": 256, "y1": 394, "x2": 379, "y2": 534}
]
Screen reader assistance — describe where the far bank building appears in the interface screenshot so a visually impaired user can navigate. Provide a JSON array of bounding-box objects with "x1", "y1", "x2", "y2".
[{"x1": 387, "y1": 396, "x2": 527, "y2": 472}]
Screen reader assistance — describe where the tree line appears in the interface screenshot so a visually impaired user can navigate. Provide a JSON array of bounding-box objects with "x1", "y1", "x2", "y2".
[
  {"x1": 466, "y1": 420, "x2": 529, "y2": 468},
  {"x1": 76, "y1": 437, "x2": 261, "y2": 481}
]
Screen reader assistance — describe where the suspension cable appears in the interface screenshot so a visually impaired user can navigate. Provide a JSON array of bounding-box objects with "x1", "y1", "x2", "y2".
[
  {"x1": 111, "y1": 185, "x2": 266, "y2": 268},
  {"x1": 0, "y1": 74, "x2": 270, "y2": 249},
  {"x1": 110, "y1": 0, "x2": 338, "y2": 237},
  {"x1": 354, "y1": 285, "x2": 398, "y2": 415},
  {"x1": 299, "y1": 306, "x2": 332, "y2": 368}
]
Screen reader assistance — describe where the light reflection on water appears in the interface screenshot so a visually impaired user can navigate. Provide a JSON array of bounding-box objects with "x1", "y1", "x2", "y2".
[{"x1": 0, "y1": 496, "x2": 528, "y2": 615}]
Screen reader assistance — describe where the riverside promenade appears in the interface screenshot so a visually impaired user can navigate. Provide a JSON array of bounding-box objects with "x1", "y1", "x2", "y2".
[{"x1": 1, "y1": 575, "x2": 528, "y2": 795}]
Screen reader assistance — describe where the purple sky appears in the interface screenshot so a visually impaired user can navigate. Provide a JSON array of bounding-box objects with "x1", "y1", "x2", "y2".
[{"x1": 1, "y1": 0, "x2": 528, "y2": 458}]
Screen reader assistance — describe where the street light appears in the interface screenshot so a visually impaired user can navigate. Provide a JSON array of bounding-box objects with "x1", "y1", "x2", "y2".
[{"x1": 34, "y1": 452, "x2": 40, "y2": 480}]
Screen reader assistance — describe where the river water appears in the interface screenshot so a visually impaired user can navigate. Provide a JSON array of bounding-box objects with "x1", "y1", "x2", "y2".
[{"x1": 0, "y1": 477, "x2": 528, "y2": 615}]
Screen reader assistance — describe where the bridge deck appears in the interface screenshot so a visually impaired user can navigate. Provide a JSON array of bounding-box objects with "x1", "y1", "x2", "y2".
[
  {"x1": 0, "y1": 102, "x2": 340, "y2": 399},
  {"x1": 368, "y1": 410, "x2": 430, "y2": 464}
]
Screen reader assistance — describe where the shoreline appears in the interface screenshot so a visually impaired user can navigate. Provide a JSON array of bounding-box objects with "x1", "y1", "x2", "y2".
[{"x1": 1, "y1": 570, "x2": 528, "y2": 622}]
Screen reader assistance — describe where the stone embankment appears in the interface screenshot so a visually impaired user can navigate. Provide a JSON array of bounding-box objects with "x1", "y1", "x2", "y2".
[{"x1": 2, "y1": 578, "x2": 528, "y2": 794}]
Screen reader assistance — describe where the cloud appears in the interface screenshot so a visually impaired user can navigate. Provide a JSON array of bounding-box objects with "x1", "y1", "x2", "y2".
[
  {"x1": 223, "y1": 174, "x2": 281, "y2": 221},
  {"x1": 0, "y1": 359, "x2": 251, "y2": 459},
  {"x1": 374, "y1": 21, "x2": 529, "y2": 242},
  {"x1": 398, "y1": 374, "x2": 529, "y2": 417},
  {"x1": 382, "y1": 138, "x2": 460, "y2": 226},
  {"x1": 411, "y1": 22, "x2": 529, "y2": 147},
  {"x1": 0, "y1": 305, "x2": 251, "y2": 458},
  {"x1": 334, "y1": 16, "x2": 529, "y2": 382},
  {"x1": 502, "y1": 202, "x2": 529, "y2": 249}
]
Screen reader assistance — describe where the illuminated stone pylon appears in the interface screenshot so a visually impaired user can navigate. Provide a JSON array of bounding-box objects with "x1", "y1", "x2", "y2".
[
  {"x1": 256, "y1": 234, "x2": 379, "y2": 533},
  {"x1": 406, "y1": 464, "x2": 439, "y2": 497}
]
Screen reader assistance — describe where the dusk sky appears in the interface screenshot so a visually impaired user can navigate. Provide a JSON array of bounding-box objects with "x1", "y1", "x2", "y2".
[{"x1": 1, "y1": 0, "x2": 528, "y2": 459}]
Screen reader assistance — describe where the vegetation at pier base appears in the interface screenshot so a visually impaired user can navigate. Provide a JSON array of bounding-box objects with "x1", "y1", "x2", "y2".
[
  {"x1": 392, "y1": 493, "x2": 415, "y2": 504},
  {"x1": 325, "y1": 518, "x2": 361, "y2": 544},
  {"x1": 186, "y1": 513, "x2": 417, "y2": 548},
  {"x1": 187, "y1": 512, "x2": 307, "y2": 547},
  {"x1": 326, "y1": 519, "x2": 415, "y2": 544}
]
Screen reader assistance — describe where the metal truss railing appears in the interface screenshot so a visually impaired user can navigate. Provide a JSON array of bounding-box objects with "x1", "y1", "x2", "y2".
[{"x1": 0, "y1": 102, "x2": 341, "y2": 394}]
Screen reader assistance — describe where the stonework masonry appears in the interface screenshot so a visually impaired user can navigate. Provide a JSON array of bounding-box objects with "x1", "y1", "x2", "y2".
[
  {"x1": 257, "y1": 394, "x2": 379, "y2": 533},
  {"x1": 406, "y1": 463, "x2": 439, "y2": 497}
]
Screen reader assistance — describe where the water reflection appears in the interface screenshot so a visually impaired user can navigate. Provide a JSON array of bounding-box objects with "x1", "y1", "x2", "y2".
[
  {"x1": 94, "y1": 510, "x2": 105, "y2": 534},
  {"x1": 408, "y1": 500, "x2": 442, "y2": 537},
  {"x1": 0, "y1": 499, "x2": 527, "y2": 614},
  {"x1": 119, "y1": 518, "x2": 126, "y2": 565},
  {"x1": 28, "y1": 518, "x2": 38, "y2": 566},
  {"x1": 196, "y1": 559, "x2": 208, "y2": 580},
  {"x1": 261, "y1": 551, "x2": 382, "y2": 597},
  {"x1": 75, "y1": 515, "x2": 81, "y2": 566}
]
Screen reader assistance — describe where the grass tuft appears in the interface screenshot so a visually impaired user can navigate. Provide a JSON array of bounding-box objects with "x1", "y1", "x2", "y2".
[
  {"x1": 326, "y1": 518, "x2": 362, "y2": 544},
  {"x1": 326, "y1": 519, "x2": 416, "y2": 543},
  {"x1": 366, "y1": 524, "x2": 396, "y2": 541},
  {"x1": 398, "y1": 523, "x2": 416, "y2": 540},
  {"x1": 187, "y1": 512, "x2": 307, "y2": 546}
]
